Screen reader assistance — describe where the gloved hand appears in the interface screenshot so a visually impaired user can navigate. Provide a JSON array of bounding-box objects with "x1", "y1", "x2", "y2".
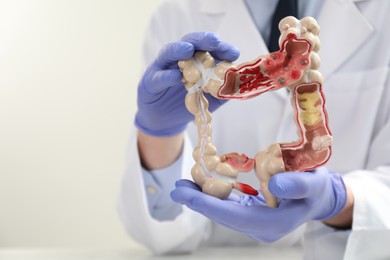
[
  {"x1": 171, "y1": 167, "x2": 347, "y2": 242},
  {"x1": 135, "y1": 32, "x2": 240, "y2": 137}
]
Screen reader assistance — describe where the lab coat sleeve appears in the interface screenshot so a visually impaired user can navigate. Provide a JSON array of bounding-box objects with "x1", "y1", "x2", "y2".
[
  {"x1": 141, "y1": 156, "x2": 183, "y2": 221},
  {"x1": 341, "y1": 69, "x2": 390, "y2": 259},
  {"x1": 344, "y1": 167, "x2": 390, "y2": 230},
  {"x1": 341, "y1": 168, "x2": 390, "y2": 259},
  {"x1": 344, "y1": 69, "x2": 390, "y2": 227},
  {"x1": 118, "y1": 127, "x2": 210, "y2": 254}
]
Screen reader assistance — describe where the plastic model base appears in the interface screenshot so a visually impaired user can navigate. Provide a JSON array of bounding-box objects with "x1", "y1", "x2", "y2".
[{"x1": 179, "y1": 16, "x2": 332, "y2": 207}]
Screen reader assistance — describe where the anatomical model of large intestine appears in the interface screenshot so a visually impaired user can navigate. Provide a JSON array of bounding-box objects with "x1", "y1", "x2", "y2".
[{"x1": 179, "y1": 16, "x2": 332, "y2": 208}]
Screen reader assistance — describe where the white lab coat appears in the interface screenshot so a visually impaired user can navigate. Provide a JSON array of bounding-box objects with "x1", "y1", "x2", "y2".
[{"x1": 118, "y1": 0, "x2": 390, "y2": 259}]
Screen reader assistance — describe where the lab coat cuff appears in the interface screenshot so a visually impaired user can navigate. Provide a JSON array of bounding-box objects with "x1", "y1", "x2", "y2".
[
  {"x1": 342, "y1": 167, "x2": 390, "y2": 230},
  {"x1": 141, "y1": 151, "x2": 185, "y2": 220}
]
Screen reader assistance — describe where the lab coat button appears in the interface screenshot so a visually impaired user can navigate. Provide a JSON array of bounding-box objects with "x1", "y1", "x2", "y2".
[{"x1": 146, "y1": 185, "x2": 157, "y2": 194}]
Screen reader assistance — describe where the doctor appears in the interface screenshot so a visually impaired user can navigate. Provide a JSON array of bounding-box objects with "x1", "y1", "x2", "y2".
[{"x1": 118, "y1": 0, "x2": 390, "y2": 259}]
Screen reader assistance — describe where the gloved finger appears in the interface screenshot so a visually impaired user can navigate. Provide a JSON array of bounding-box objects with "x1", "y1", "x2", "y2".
[
  {"x1": 209, "y1": 41, "x2": 240, "y2": 62},
  {"x1": 182, "y1": 32, "x2": 240, "y2": 62},
  {"x1": 248, "y1": 230, "x2": 283, "y2": 243},
  {"x1": 181, "y1": 32, "x2": 221, "y2": 51},
  {"x1": 143, "y1": 68, "x2": 183, "y2": 94},
  {"x1": 170, "y1": 185, "x2": 207, "y2": 206},
  {"x1": 171, "y1": 186, "x2": 245, "y2": 223},
  {"x1": 268, "y1": 167, "x2": 329, "y2": 199},
  {"x1": 238, "y1": 194, "x2": 267, "y2": 207},
  {"x1": 170, "y1": 189, "x2": 241, "y2": 234},
  {"x1": 173, "y1": 180, "x2": 261, "y2": 205},
  {"x1": 175, "y1": 179, "x2": 201, "y2": 191},
  {"x1": 172, "y1": 181, "x2": 250, "y2": 205},
  {"x1": 171, "y1": 184, "x2": 306, "y2": 234},
  {"x1": 186, "y1": 191, "x2": 281, "y2": 233},
  {"x1": 155, "y1": 41, "x2": 195, "y2": 69}
]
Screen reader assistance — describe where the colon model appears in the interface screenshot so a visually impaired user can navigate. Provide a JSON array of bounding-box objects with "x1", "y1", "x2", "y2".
[{"x1": 179, "y1": 16, "x2": 332, "y2": 207}]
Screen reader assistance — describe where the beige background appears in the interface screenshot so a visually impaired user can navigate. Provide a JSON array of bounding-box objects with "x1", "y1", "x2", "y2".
[{"x1": 0, "y1": 0, "x2": 159, "y2": 249}]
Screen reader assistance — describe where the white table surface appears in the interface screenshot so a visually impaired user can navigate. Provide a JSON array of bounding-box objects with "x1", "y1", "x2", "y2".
[{"x1": 0, "y1": 245, "x2": 303, "y2": 260}]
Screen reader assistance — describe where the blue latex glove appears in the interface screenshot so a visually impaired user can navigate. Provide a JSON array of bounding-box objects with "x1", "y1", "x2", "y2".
[
  {"x1": 135, "y1": 32, "x2": 240, "y2": 137},
  {"x1": 171, "y1": 167, "x2": 347, "y2": 243}
]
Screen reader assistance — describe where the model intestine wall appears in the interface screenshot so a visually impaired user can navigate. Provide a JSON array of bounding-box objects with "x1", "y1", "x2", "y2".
[{"x1": 179, "y1": 16, "x2": 332, "y2": 207}]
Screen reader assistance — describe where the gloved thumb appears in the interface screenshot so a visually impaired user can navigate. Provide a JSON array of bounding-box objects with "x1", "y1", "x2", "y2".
[
  {"x1": 268, "y1": 168, "x2": 329, "y2": 199},
  {"x1": 170, "y1": 186, "x2": 196, "y2": 206},
  {"x1": 170, "y1": 181, "x2": 202, "y2": 208},
  {"x1": 170, "y1": 185, "x2": 216, "y2": 214}
]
